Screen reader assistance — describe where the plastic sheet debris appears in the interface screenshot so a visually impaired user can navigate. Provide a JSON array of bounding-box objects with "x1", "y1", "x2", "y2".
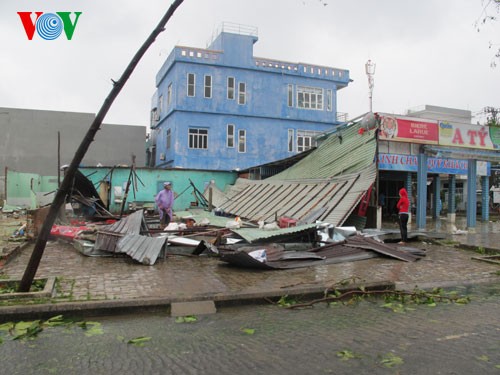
[{"x1": 248, "y1": 249, "x2": 267, "y2": 263}]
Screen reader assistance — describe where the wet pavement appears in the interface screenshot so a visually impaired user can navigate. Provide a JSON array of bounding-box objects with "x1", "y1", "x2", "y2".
[
  {"x1": 0, "y1": 216, "x2": 500, "y2": 319},
  {"x1": 1, "y1": 282, "x2": 500, "y2": 374}
]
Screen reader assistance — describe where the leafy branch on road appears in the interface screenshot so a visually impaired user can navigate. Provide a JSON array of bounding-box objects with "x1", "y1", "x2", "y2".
[
  {"x1": 283, "y1": 286, "x2": 470, "y2": 310},
  {"x1": 0, "y1": 315, "x2": 103, "y2": 342}
]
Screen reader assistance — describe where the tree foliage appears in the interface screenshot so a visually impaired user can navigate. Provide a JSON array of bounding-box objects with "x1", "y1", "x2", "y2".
[
  {"x1": 475, "y1": 0, "x2": 500, "y2": 67},
  {"x1": 484, "y1": 106, "x2": 500, "y2": 126}
]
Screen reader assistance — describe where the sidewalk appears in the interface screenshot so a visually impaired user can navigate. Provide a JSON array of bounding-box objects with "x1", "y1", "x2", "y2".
[{"x1": 0, "y1": 216, "x2": 500, "y2": 320}]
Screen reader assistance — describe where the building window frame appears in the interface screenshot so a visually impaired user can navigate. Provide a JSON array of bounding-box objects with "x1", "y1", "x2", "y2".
[
  {"x1": 326, "y1": 89, "x2": 332, "y2": 111},
  {"x1": 204, "y1": 75, "x2": 212, "y2": 98},
  {"x1": 288, "y1": 84, "x2": 293, "y2": 107},
  {"x1": 166, "y1": 128, "x2": 171, "y2": 150},
  {"x1": 227, "y1": 124, "x2": 235, "y2": 148},
  {"x1": 238, "y1": 129, "x2": 246, "y2": 153},
  {"x1": 187, "y1": 73, "x2": 195, "y2": 97},
  {"x1": 227, "y1": 77, "x2": 235, "y2": 100},
  {"x1": 297, "y1": 129, "x2": 321, "y2": 152},
  {"x1": 238, "y1": 82, "x2": 246, "y2": 105},
  {"x1": 288, "y1": 129, "x2": 294, "y2": 152},
  {"x1": 188, "y1": 128, "x2": 208, "y2": 149},
  {"x1": 167, "y1": 83, "x2": 172, "y2": 106},
  {"x1": 158, "y1": 94, "x2": 164, "y2": 115},
  {"x1": 297, "y1": 86, "x2": 324, "y2": 110}
]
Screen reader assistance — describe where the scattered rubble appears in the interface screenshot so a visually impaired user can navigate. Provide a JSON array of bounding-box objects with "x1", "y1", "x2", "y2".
[{"x1": 1, "y1": 206, "x2": 432, "y2": 270}]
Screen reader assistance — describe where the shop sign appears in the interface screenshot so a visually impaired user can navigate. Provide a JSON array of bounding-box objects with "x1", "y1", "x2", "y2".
[
  {"x1": 378, "y1": 115, "x2": 438, "y2": 144},
  {"x1": 439, "y1": 122, "x2": 498, "y2": 150},
  {"x1": 378, "y1": 153, "x2": 489, "y2": 176}
]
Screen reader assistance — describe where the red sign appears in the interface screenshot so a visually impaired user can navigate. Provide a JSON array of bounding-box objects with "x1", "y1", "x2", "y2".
[{"x1": 379, "y1": 115, "x2": 438, "y2": 144}]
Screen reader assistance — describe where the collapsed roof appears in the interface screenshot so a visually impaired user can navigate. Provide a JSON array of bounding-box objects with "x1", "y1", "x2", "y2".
[{"x1": 209, "y1": 113, "x2": 378, "y2": 227}]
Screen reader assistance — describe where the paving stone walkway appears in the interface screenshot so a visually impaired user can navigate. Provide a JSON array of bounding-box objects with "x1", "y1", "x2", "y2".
[{"x1": 1, "y1": 217, "x2": 500, "y2": 318}]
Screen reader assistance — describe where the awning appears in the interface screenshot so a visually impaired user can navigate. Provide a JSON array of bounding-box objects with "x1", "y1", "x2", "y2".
[{"x1": 423, "y1": 145, "x2": 500, "y2": 163}]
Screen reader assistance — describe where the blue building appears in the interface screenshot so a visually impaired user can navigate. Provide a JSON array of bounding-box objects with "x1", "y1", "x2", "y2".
[{"x1": 149, "y1": 23, "x2": 351, "y2": 171}]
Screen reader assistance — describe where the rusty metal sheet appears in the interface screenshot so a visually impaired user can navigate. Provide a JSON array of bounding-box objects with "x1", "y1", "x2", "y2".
[
  {"x1": 344, "y1": 235, "x2": 422, "y2": 262},
  {"x1": 219, "y1": 244, "x2": 377, "y2": 269}
]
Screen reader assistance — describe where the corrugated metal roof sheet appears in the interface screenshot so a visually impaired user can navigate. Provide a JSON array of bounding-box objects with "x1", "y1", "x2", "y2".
[
  {"x1": 116, "y1": 234, "x2": 167, "y2": 265},
  {"x1": 207, "y1": 116, "x2": 377, "y2": 230},
  {"x1": 95, "y1": 210, "x2": 149, "y2": 253},
  {"x1": 232, "y1": 224, "x2": 317, "y2": 243},
  {"x1": 268, "y1": 118, "x2": 377, "y2": 180},
  {"x1": 217, "y1": 164, "x2": 376, "y2": 226},
  {"x1": 219, "y1": 242, "x2": 378, "y2": 269},
  {"x1": 218, "y1": 235, "x2": 422, "y2": 270}
]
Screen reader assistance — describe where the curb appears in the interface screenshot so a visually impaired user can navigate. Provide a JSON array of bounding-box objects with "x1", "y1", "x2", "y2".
[
  {"x1": 0, "y1": 280, "x2": 395, "y2": 322},
  {"x1": 455, "y1": 243, "x2": 500, "y2": 255},
  {"x1": 0, "y1": 240, "x2": 31, "y2": 268}
]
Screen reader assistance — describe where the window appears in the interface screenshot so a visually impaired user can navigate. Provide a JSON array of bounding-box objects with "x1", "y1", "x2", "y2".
[
  {"x1": 166, "y1": 128, "x2": 171, "y2": 150},
  {"x1": 288, "y1": 129, "x2": 294, "y2": 152},
  {"x1": 238, "y1": 82, "x2": 246, "y2": 105},
  {"x1": 227, "y1": 124, "x2": 235, "y2": 148},
  {"x1": 158, "y1": 95, "x2": 163, "y2": 114},
  {"x1": 326, "y1": 89, "x2": 332, "y2": 111},
  {"x1": 167, "y1": 83, "x2": 172, "y2": 106},
  {"x1": 227, "y1": 77, "x2": 235, "y2": 100},
  {"x1": 238, "y1": 129, "x2": 246, "y2": 153},
  {"x1": 297, "y1": 130, "x2": 321, "y2": 152},
  {"x1": 189, "y1": 128, "x2": 208, "y2": 149},
  {"x1": 288, "y1": 84, "x2": 293, "y2": 107},
  {"x1": 151, "y1": 108, "x2": 158, "y2": 126},
  {"x1": 187, "y1": 73, "x2": 195, "y2": 97},
  {"x1": 204, "y1": 75, "x2": 212, "y2": 98},
  {"x1": 297, "y1": 86, "x2": 323, "y2": 110}
]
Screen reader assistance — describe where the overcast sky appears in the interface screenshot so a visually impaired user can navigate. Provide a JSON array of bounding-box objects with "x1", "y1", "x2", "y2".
[{"x1": 1, "y1": 0, "x2": 498, "y2": 129}]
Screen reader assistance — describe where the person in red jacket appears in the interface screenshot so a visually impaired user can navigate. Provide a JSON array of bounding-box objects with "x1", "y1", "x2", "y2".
[{"x1": 396, "y1": 187, "x2": 410, "y2": 244}]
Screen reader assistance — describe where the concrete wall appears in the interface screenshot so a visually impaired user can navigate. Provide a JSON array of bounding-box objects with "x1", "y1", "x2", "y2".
[
  {"x1": 406, "y1": 105, "x2": 472, "y2": 124},
  {"x1": 79, "y1": 167, "x2": 237, "y2": 214},
  {"x1": 4, "y1": 169, "x2": 58, "y2": 208},
  {"x1": 0, "y1": 107, "x2": 146, "y2": 176},
  {"x1": 151, "y1": 29, "x2": 350, "y2": 171},
  {"x1": 4, "y1": 167, "x2": 237, "y2": 213}
]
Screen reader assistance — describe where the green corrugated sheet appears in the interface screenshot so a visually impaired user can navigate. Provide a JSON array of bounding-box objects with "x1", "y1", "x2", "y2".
[
  {"x1": 268, "y1": 118, "x2": 377, "y2": 180},
  {"x1": 232, "y1": 224, "x2": 317, "y2": 243}
]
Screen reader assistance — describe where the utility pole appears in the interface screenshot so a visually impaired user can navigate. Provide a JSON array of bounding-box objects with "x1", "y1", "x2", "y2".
[{"x1": 365, "y1": 59, "x2": 376, "y2": 113}]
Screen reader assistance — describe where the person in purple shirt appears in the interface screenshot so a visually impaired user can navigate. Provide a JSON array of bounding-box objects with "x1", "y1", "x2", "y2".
[{"x1": 155, "y1": 182, "x2": 174, "y2": 226}]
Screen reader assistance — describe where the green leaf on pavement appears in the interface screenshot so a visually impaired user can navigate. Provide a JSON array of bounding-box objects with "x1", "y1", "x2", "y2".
[
  {"x1": 128, "y1": 336, "x2": 152, "y2": 347},
  {"x1": 45, "y1": 315, "x2": 66, "y2": 326},
  {"x1": 13, "y1": 321, "x2": 43, "y2": 340},
  {"x1": 336, "y1": 350, "x2": 361, "y2": 361},
  {"x1": 241, "y1": 328, "x2": 255, "y2": 335},
  {"x1": 0, "y1": 322, "x2": 14, "y2": 332},
  {"x1": 476, "y1": 355, "x2": 489, "y2": 362},
  {"x1": 78, "y1": 321, "x2": 103, "y2": 336},
  {"x1": 175, "y1": 315, "x2": 198, "y2": 323},
  {"x1": 380, "y1": 353, "x2": 404, "y2": 368}
]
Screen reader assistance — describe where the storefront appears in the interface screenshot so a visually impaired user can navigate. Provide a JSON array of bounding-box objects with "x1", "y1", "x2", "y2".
[{"x1": 377, "y1": 114, "x2": 500, "y2": 229}]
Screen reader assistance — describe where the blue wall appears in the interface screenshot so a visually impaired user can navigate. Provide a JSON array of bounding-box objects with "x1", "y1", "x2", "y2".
[{"x1": 151, "y1": 29, "x2": 350, "y2": 171}]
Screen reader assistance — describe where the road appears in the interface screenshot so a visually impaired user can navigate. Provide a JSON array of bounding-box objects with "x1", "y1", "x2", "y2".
[{"x1": 1, "y1": 283, "x2": 500, "y2": 374}]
